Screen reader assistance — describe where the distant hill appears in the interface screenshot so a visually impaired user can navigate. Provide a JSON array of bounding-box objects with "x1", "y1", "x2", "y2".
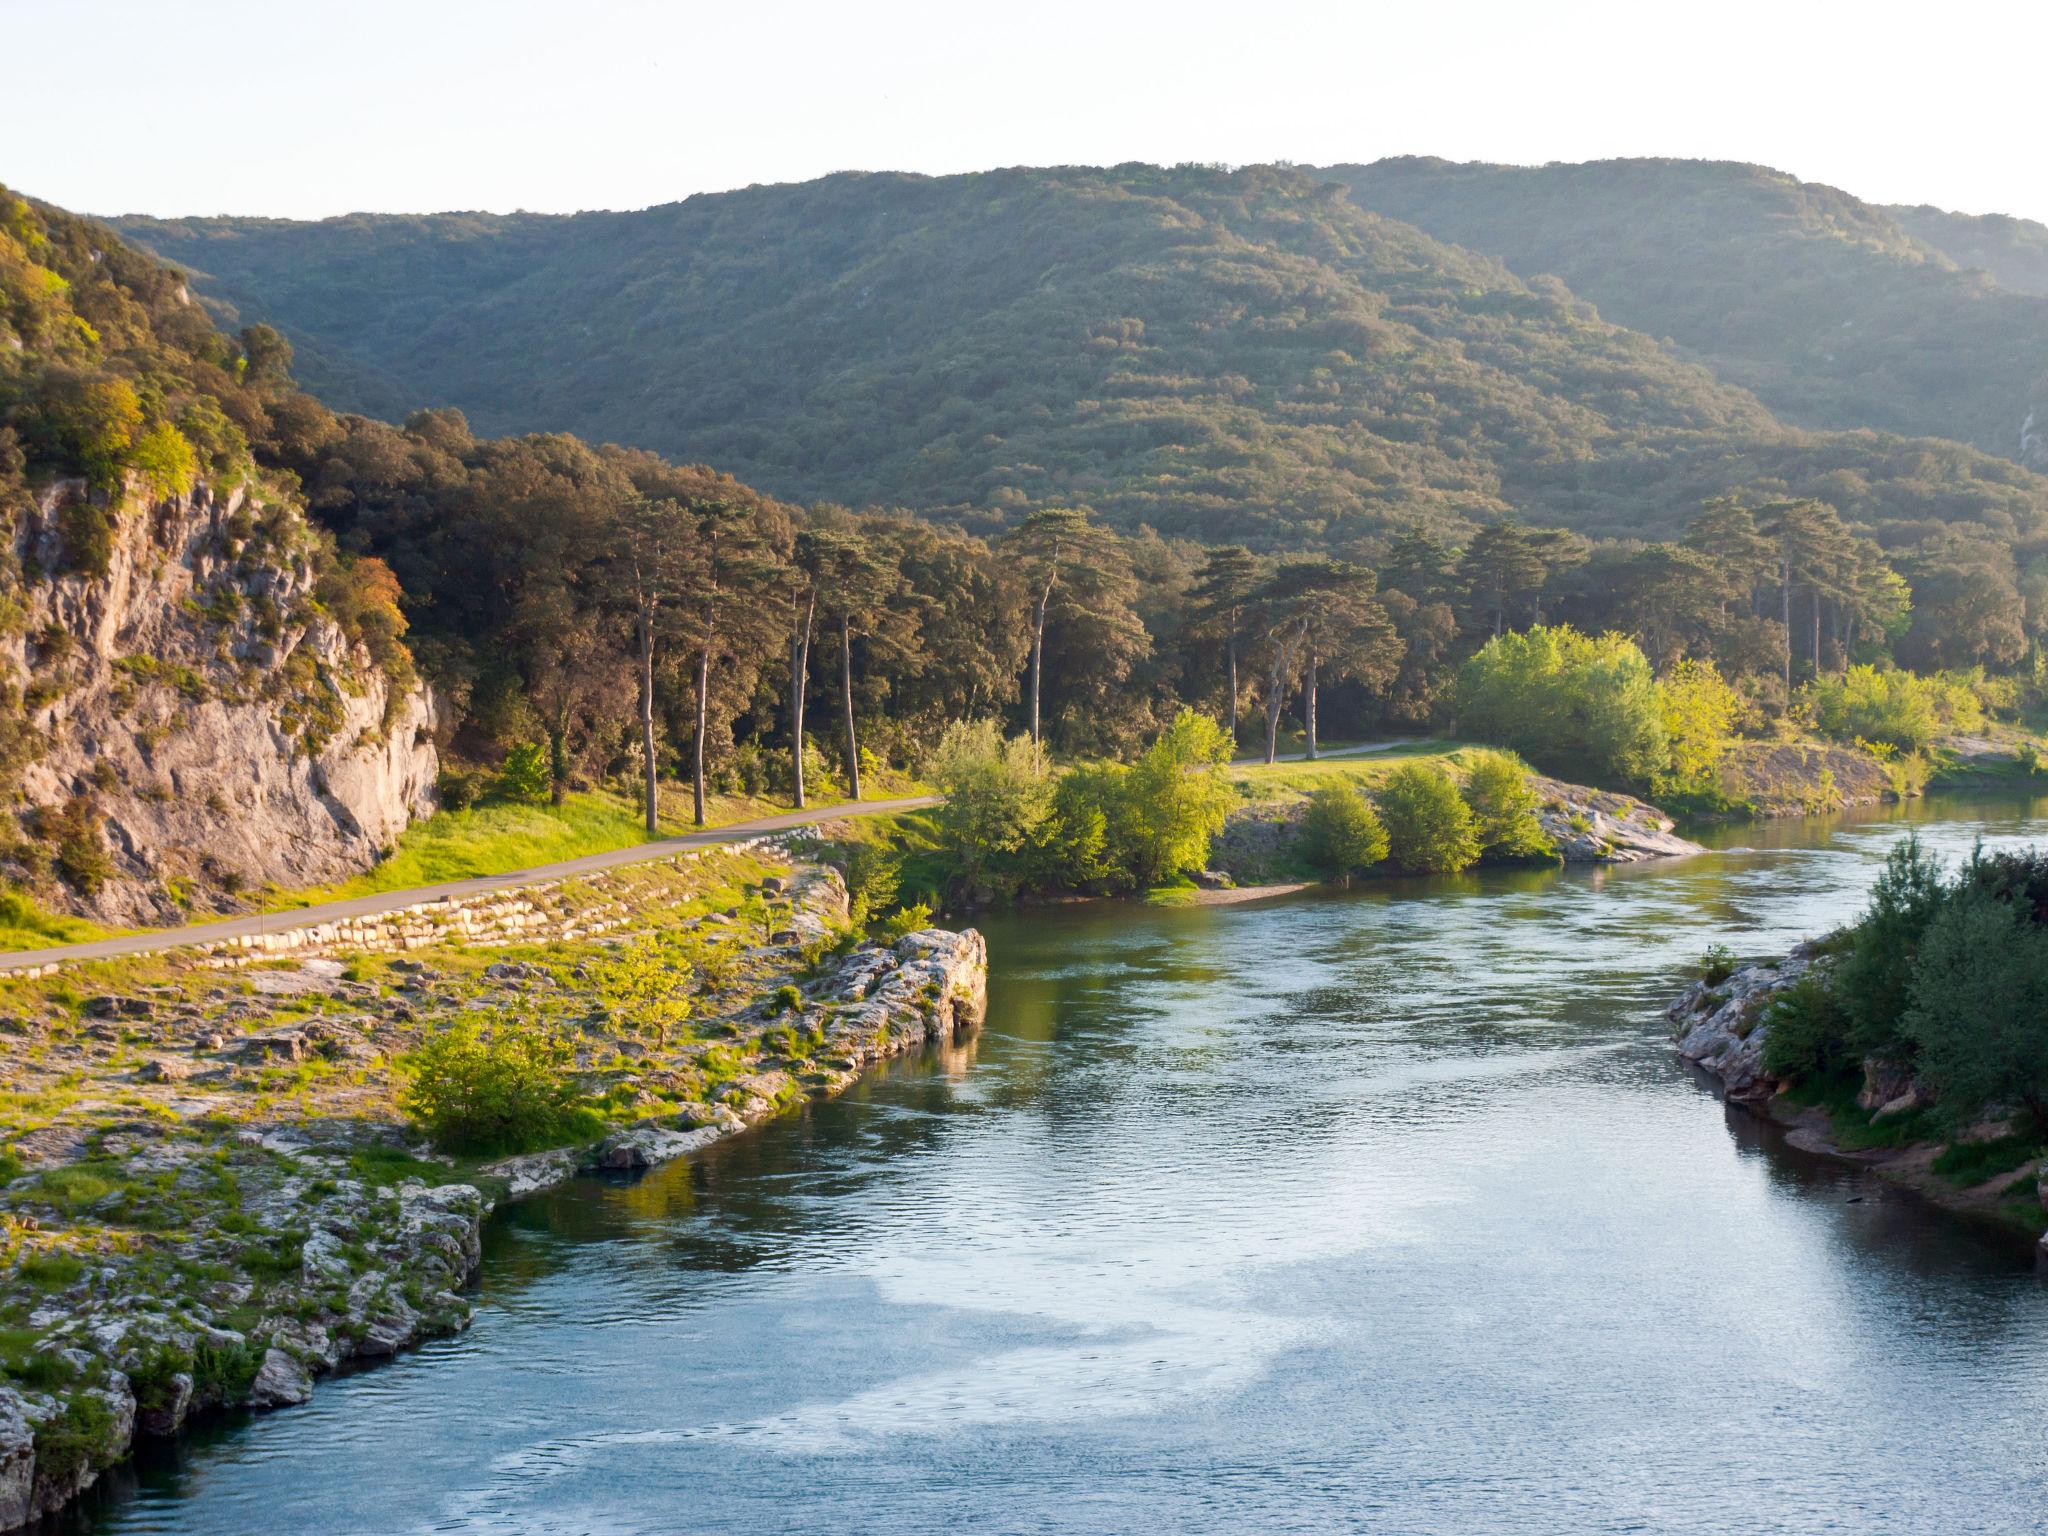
[
  {"x1": 113, "y1": 163, "x2": 2048, "y2": 551},
  {"x1": 1326, "y1": 157, "x2": 2048, "y2": 476},
  {"x1": 1888, "y1": 203, "x2": 2048, "y2": 299}
]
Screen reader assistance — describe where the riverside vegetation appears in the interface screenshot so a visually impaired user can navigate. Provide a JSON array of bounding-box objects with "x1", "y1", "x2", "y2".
[
  {"x1": 1671, "y1": 834, "x2": 2048, "y2": 1245},
  {"x1": 0, "y1": 834, "x2": 987, "y2": 1525},
  {"x1": 10, "y1": 181, "x2": 2048, "y2": 938}
]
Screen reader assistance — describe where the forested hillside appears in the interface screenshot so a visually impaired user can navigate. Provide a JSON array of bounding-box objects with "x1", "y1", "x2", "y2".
[
  {"x1": 113, "y1": 164, "x2": 2048, "y2": 551},
  {"x1": 1888, "y1": 203, "x2": 2048, "y2": 299},
  {"x1": 1328, "y1": 157, "x2": 2048, "y2": 473}
]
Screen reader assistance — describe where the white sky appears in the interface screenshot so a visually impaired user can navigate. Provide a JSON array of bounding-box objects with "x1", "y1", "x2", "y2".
[{"x1": 7, "y1": 0, "x2": 2047, "y2": 224}]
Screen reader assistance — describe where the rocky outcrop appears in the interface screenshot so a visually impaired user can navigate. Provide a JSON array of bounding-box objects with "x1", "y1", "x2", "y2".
[
  {"x1": 1529, "y1": 776, "x2": 1705, "y2": 862},
  {"x1": 1715, "y1": 741, "x2": 1893, "y2": 817},
  {"x1": 1667, "y1": 945, "x2": 1814, "y2": 1099},
  {"x1": 6, "y1": 477, "x2": 437, "y2": 924}
]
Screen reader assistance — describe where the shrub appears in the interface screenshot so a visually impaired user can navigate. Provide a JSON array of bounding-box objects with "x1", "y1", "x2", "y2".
[
  {"x1": 1654, "y1": 657, "x2": 1741, "y2": 794},
  {"x1": 53, "y1": 498, "x2": 115, "y2": 578},
  {"x1": 878, "y1": 900, "x2": 935, "y2": 942},
  {"x1": 1804, "y1": 666, "x2": 1944, "y2": 753},
  {"x1": 767, "y1": 984, "x2": 802, "y2": 1016},
  {"x1": 927, "y1": 719, "x2": 1050, "y2": 892},
  {"x1": 1697, "y1": 944, "x2": 1738, "y2": 987},
  {"x1": 129, "y1": 422, "x2": 198, "y2": 501},
  {"x1": 1376, "y1": 763, "x2": 1481, "y2": 874},
  {"x1": 399, "y1": 1013, "x2": 593, "y2": 1155},
  {"x1": 31, "y1": 1392, "x2": 114, "y2": 1488},
  {"x1": 436, "y1": 767, "x2": 483, "y2": 811},
  {"x1": 1833, "y1": 835, "x2": 1945, "y2": 1062},
  {"x1": 1029, "y1": 761, "x2": 1125, "y2": 891},
  {"x1": 1120, "y1": 708, "x2": 1235, "y2": 887},
  {"x1": 1455, "y1": 625, "x2": 1669, "y2": 788},
  {"x1": 46, "y1": 797, "x2": 112, "y2": 897},
  {"x1": 590, "y1": 930, "x2": 694, "y2": 1047},
  {"x1": 1298, "y1": 785, "x2": 1388, "y2": 885},
  {"x1": 494, "y1": 742, "x2": 551, "y2": 804},
  {"x1": 1904, "y1": 885, "x2": 2048, "y2": 1135},
  {"x1": 1460, "y1": 750, "x2": 1553, "y2": 861},
  {"x1": 839, "y1": 838, "x2": 901, "y2": 924},
  {"x1": 1759, "y1": 974, "x2": 1853, "y2": 1083}
]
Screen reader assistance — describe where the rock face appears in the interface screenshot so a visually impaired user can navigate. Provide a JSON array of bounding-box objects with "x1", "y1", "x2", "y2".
[
  {"x1": 1529, "y1": 776, "x2": 1705, "y2": 863},
  {"x1": 1666, "y1": 946, "x2": 1814, "y2": 1100},
  {"x1": 6, "y1": 477, "x2": 437, "y2": 924}
]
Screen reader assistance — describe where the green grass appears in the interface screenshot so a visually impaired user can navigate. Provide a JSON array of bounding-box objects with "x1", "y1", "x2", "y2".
[
  {"x1": 1931, "y1": 1133, "x2": 2042, "y2": 1187},
  {"x1": 0, "y1": 888, "x2": 110, "y2": 954},
  {"x1": 1228, "y1": 741, "x2": 1477, "y2": 802}
]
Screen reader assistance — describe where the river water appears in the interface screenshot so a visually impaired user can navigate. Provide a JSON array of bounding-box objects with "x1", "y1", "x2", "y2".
[{"x1": 79, "y1": 797, "x2": 2048, "y2": 1535}]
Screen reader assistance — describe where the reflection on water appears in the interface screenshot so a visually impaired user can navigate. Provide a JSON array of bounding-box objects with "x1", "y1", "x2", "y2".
[{"x1": 77, "y1": 796, "x2": 2048, "y2": 1535}]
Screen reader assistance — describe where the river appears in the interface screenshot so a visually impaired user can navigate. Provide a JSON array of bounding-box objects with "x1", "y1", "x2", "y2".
[{"x1": 75, "y1": 796, "x2": 2048, "y2": 1535}]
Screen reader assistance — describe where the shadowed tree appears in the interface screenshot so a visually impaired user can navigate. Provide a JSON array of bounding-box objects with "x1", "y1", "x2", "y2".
[{"x1": 1187, "y1": 544, "x2": 1263, "y2": 744}]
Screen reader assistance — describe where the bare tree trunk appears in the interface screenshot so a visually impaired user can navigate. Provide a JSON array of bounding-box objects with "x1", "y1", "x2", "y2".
[
  {"x1": 1225, "y1": 631, "x2": 1238, "y2": 748},
  {"x1": 840, "y1": 614, "x2": 861, "y2": 803},
  {"x1": 1029, "y1": 579, "x2": 1052, "y2": 756},
  {"x1": 1305, "y1": 650, "x2": 1319, "y2": 760},
  {"x1": 1781, "y1": 561, "x2": 1793, "y2": 699},
  {"x1": 692, "y1": 637, "x2": 710, "y2": 828},
  {"x1": 638, "y1": 591, "x2": 657, "y2": 836},
  {"x1": 790, "y1": 591, "x2": 813, "y2": 810}
]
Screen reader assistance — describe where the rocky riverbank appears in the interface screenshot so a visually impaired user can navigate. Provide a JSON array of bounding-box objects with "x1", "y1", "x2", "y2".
[
  {"x1": 1667, "y1": 952, "x2": 2048, "y2": 1259},
  {"x1": 0, "y1": 846, "x2": 986, "y2": 1530}
]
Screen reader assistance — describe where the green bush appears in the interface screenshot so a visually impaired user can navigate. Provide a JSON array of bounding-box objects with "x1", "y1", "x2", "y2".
[
  {"x1": 1460, "y1": 750, "x2": 1554, "y2": 861},
  {"x1": 1804, "y1": 665, "x2": 1947, "y2": 752},
  {"x1": 1759, "y1": 974, "x2": 1853, "y2": 1083},
  {"x1": 927, "y1": 719, "x2": 1051, "y2": 893},
  {"x1": 1120, "y1": 708, "x2": 1234, "y2": 887},
  {"x1": 1904, "y1": 884, "x2": 2048, "y2": 1134},
  {"x1": 494, "y1": 743, "x2": 551, "y2": 804},
  {"x1": 1298, "y1": 785, "x2": 1388, "y2": 884},
  {"x1": 878, "y1": 901, "x2": 935, "y2": 942},
  {"x1": 1455, "y1": 625, "x2": 1669, "y2": 788},
  {"x1": 53, "y1": 499, "x2": 116, "y2": 579},
  {"x1": 1375, "y1": 763, "x2": 1481, "y2": 874},
  {"x1": 399, "y1": 1013, "x2": 594, "y2": 1155},
  {"x1": 47, "y1": 796, "x2": 112, "y2": 897},
  {"x1": 839, "y1": 838, "x2": 902, "y2": 923},
  {"x1": 31, "y1": 1392, "x2": 114, "y2": 1487},
  {"x1": 1696, "y1": 944, "x2": 1738, "y2": 987},
  {"x1": 1833, "y1": 835, "x2": 1945, "y2": 1062}
]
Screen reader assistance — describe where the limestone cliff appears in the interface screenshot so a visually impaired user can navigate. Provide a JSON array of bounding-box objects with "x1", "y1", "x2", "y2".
[{"x1": 4, "y1": 476, "x2": 436, "y2": 924}]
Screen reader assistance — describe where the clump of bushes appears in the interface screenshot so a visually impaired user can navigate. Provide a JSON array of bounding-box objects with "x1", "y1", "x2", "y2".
[
  {"x1": 1459, "y1": 750, "x2": 1554, "y2": 862},
  {"x1": 877, "y1": 901, "x2": 934, "y2": 942},
  {"x1": 1375, "y1": 763, "x2": 1480, "y2": 874},
  {"x1": 1298, "y1": 785, "x2": 1387, "y2": 885},
  {"x1": 494, "y1": 743, "x2": 551, "y2": 804},
  {"x1": 399, "y1": 1013, "x2": 596, "y2": 1155},
  {"x1": 1759, "y1": 835, "x2": 2048, "y2": 1138}
]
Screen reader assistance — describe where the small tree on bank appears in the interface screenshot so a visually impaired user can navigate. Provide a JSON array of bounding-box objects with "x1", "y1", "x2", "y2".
[
  {"x1": 1299, "y1": 785, "x2": 1389, "y2": 886},
  {"x1": 1376, "y1": 763, "x2": 1481, "y2": 874}
]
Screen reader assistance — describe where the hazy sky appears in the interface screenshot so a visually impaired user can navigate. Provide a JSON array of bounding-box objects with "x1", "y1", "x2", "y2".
[{"x1": 8, "y1": 0, "x2": 2047, "y2": 223}]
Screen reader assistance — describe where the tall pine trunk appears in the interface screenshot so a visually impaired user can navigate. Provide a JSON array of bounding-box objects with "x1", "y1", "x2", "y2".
[
  {"x1": 1781, "y1": 560, "x2": 1793, "y2": 698},
  {"x1": 840, "y1": 614, "x2": 862, "y2": 803},
  {"x1": 1305, "y1": 650, "x2": 1319, "y2": 760},
  {"x1": 1029, "y1": 579, "x2": 1052, "y2": 756},
  {"x1": 790, "y1": 592, "x2": 813, "y2": 810},
  {"x1": 638, "y1": 591, "x2": 657, "y2": 835},
  {"x1": 1264, "y1": 646, "x2": 1288, "y2": 766},
  {"x1": 692, "y1": 636, "x2": 711, "y2": 828},
  {"x1": 1225, "y1": 631, "x2": 1239, "y2": 749}
]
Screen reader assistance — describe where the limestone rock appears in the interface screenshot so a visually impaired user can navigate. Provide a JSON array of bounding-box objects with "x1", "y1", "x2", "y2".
[
  {"x1": 247, "y1": 1348, "x2": 313, "y2": 1409},
  {"x1": 8, "y1": 477, "x2": 438, "y2": 925}
]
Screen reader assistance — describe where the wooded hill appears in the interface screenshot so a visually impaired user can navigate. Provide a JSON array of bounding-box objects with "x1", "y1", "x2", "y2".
[
  {"x1": 1327, "y1": 157, "x2": 2048, "y2": 473},
  {"x1": 112, "y1": 163, "x2": 2048, "y2": 554}
]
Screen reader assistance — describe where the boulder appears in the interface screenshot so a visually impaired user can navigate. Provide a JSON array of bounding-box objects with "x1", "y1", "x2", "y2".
[{"x1": 247, "y1": 1348, "x2": 313, "y2": 1409}]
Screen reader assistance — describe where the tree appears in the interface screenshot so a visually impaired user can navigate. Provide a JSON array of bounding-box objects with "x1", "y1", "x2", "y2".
[
  {"x1": 1455, "y1": 625, "x2": 1669, "y2": 788},
  {"x1": 1251, "y1": 558, "x2": 1399, "y2": 763},
  {"x1": 1458, "y1": 521, "x2": 1584, "y2": 637},
  {"x1": 1187, "y1": 544, "x2": 1263, "y2": 743},
  {"x1": 1376, "y1": 763, "x2": 1481, "y2": 874},
  {"x1": 591, "y1": 929, "x2": 696, "y2": 1049},
  {"x1": 605, "y1": 496, "x2": 693, "y2": 832},
  {"x1": 1122, "y1": 708, "x2": 1235, "y2": 886},
  {"x1": 927, "y1": 718, "x2": 1052, "y2": 892},
  {"x1": 1654, "y1": 658, "x2": 1741, "y2": 794},
  {"x1": 802, "y1": 521, "x2": 920, "y2": 803},
  {"x1": 1003, "y1": 508, "x2": 1140, "y2": 756},
  {"x1": 1460, "y1": 751, "x2": 1553, "y2": 861},
  {"x1": 672, "y1": 497, "x2": 787, "y2": 826},
  {"x1": 1905, "y1": 884, "x2": 2048, "y2": 1135},
  {"x1": 1835, "y1": 834, "x2": 1945, "y2": 1063},
  {"x1": 1299, "y1": 785, "x2": 1388, "y2": 885}
]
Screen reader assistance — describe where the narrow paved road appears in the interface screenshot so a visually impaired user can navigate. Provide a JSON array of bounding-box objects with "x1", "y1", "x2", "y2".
[
  {"x1": 2, "y1": 738, "x2": 1424, "y2": 972},
  {"x1": 0, "y1": 795, "x2": 939, "y2": 973}
]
